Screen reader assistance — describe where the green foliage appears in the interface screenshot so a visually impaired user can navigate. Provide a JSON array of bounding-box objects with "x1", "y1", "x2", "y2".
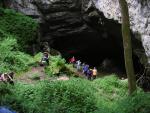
[
  {"x1": 0, "y1": 38, "x2": 34, "y2": 72},
  {"x1": 29, "y1": 73, "x2": 40, "y2": 80},
  {"x1": 33, "y1": 52, "x2": 43, "y2": 62},
  {"x1": 0, "y1": 29, "x2": 9, "y2": 39},
  {"x1": 45, "y1": 55, "x2": 66, "y2": 76},
  {"x1": 0, "y1": 79, "x2": 97, "y2": 113},
  {"x1": 0, "y1": 83, "x2": 14, "y2": 106},
  {"x1": 0, "y1": 83, "x2": 13, "y2": 96},
  {"x1": 44, "y1": 55, "x2": 76, "y2": 77},
  {"x1": 92, "y1": 76, "x2": 150, "y2": 113},
  {"x1": 0, "y1": 8, "x2": 38, "y2": 51},
  {"x1": 92, "y1": 75, "x2": 128, "y2": 112},
  {"x1": 115, "y1": 92, "x2": 150, "y2": 113},
  {"x1": 93, "y1": 75, "x2": 128, "y2": 96},
  {"x1": 0, "y1": 74, "x2": 149, "y2": 113},
  {"x1": 26, "y1": 52, "x2": 43, "y2": 67}
]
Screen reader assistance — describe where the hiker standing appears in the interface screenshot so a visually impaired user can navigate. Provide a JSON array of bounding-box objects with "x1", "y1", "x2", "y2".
[
  {"x1": 92, "y1": 67, "x2": 97, "y2": 80},
  {"x1": 69, "y1": 56, "x2": 76, "y2": 67},
  {"x1": 87, "y1": 69, "x2": 92, "y2": 80},
  {"x1": 82, "y1": 63, "x2": 85, "y2": 69},
  {"x1": 41, "y1": 52, "x2": 49, "y2": 66},
  {"x1": 83, "y1": 64, "x2": 89, "y2": 76},
  {"x1": 76, "y1": 60, "x2": 81, "y2": 71},
  {"x1": 69, "y1": 56, "x2": 76, "y2": 64}
]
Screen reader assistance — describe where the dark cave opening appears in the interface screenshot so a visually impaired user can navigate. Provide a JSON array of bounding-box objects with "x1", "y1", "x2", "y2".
[
  {"x1": 40, "y1": 9, "x2": 144, "y2": 76},
  {"x1": 52, "y1": 22, "x2": 143, "y2": 75},
  {"x1": 60, "y1": 33, "x2": 125, "y2": 72}
]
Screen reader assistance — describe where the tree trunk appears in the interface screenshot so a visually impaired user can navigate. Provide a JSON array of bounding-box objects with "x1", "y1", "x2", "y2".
[{"x1": 118, "y1": 0, "x2": 136, "y2": 95}]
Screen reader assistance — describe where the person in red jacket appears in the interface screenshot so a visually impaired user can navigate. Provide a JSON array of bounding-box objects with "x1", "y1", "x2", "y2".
[{"x1": 69, "y1": 56, "x2": 76, "y2": 64}]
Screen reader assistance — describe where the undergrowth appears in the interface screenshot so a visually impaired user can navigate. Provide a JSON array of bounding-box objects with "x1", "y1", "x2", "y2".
[
  {"x1": 0, "y1": 8, "x2": 38, "y2": 51},
  {"x1": 0, "y1": 38, "x2": 34, "y2": 73},
  {"x1": 0, "y1": 79, "x2": 97, "y2": 113},
  {"x1": 0, "y1": 8, "x2": 39, "y2": 73},
  {"x1": 0, "y1": 76, "x2": 149, "y2": 113},
  {"x1": 45, "y1": 55, "x2": 67, "y2": 77}
]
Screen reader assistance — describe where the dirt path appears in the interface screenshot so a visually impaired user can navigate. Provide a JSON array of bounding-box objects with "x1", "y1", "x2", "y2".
[
  {"x1": 16, "y1": 64, "x2": 105, "y2": 84},
  {"x1": 17, "y1": 66, "x2": 45, "y2": 83},
  {"x1": 17, "y1": 66, "x2": 70, "y2": 83}
]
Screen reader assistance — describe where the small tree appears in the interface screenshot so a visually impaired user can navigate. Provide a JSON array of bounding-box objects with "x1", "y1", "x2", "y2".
[{"x1": 118, "y1": 0, "x2": 136, "y2": 95}]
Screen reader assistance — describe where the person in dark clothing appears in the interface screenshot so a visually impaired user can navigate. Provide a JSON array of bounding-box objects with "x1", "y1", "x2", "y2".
[
  {"x1": 83, "y1": 64, "x2": 89, "y2": 76},
  {"x1": 87, "y1": 69, "x2": 92, "y2": 80},
  {"x1": 41, "y1": 52, "x2": 49, "y2": 66}
]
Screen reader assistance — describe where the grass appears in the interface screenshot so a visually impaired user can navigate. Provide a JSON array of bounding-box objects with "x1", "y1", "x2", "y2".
[
  {"x1": 29, "y1": 73, "x2": 40, "y2": 80},
  {"x1": 1, "y1": 73, "x2": 150, "y2": 113}
]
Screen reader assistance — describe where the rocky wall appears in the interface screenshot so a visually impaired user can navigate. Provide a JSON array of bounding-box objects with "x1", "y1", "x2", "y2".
[
  {"x1": 92, "y1": 0, "x2": 150, "y2": 72},
  {"x1": 7, "y1": 0, "x2": 149, "y2": 74}
]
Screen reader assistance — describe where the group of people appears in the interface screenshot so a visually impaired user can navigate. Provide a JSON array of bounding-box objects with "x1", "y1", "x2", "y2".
[
  {"x1": 69, "y1": 56, "x2": 98, "y2": 80},
  {"x1": 0, "y1": 72, "x2": 14, "y2": 85},
  {"x1": 40, "y1": 53, "x2": 98, "y2": 80}
]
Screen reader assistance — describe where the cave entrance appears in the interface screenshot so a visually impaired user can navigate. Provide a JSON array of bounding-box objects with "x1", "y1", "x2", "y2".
[
  {"x1": 51, "y1": 14, "x2": 143, "y2": 75},
  {"x1": 54, "y1": 25, "x2": 126, "y2": 74}
]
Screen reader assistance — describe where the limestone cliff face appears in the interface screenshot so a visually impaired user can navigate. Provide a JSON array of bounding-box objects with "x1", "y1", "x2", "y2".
[
  {"x1": 92, "y1": 0, "x2": 150, "y2": 67},
  {"x1": 9, "y1": 0, "x2": 100, "y2": 48},
  {"x1": 8, "y1": 0, "x2": 91, "y2": 36}
]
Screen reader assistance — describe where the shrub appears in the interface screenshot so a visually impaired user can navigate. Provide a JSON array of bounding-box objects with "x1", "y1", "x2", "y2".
[
  {"x1": 33, "y1": 52, "x2": 43, "y2": 63},
  {"x1": 0, "y1": 8, "x2": 38, "y2": 51},
  {"x1": 35, "y1": 79, "x2": 97, "y2": 113},
  {"x1": 0, "y1": 79, "x2": 97, "y2": 113},
  {"x1": 92, "y1": 75, "x2": 128, "y2": 112},
  {"x1": 115, "y1": 92, "x2": 150, "y2": 113},
  {"x1": 93, "y1": 75, "x2": 128, "y2": 97},
  {"x1": 0, "y1": 29, "x2": 9, "y2": 39},
  {"x1": 0, "y1": 83, "x2": 13, "y2": 96},
  {"x1": 0, "y1": 75, "x2": 149, "y2": 113},
  {"x1": 29, "y1": 73, "x2": 40, "y2": 80},
  {"x1": 0, "y1": 38, "x2": 34, "y2": 72},
  {"x1": 0, "y1": 83, "x2": 14, "y2": 107},
  {"x1": 45, "y1": 56, "x2": 66, "y2": 76}
]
